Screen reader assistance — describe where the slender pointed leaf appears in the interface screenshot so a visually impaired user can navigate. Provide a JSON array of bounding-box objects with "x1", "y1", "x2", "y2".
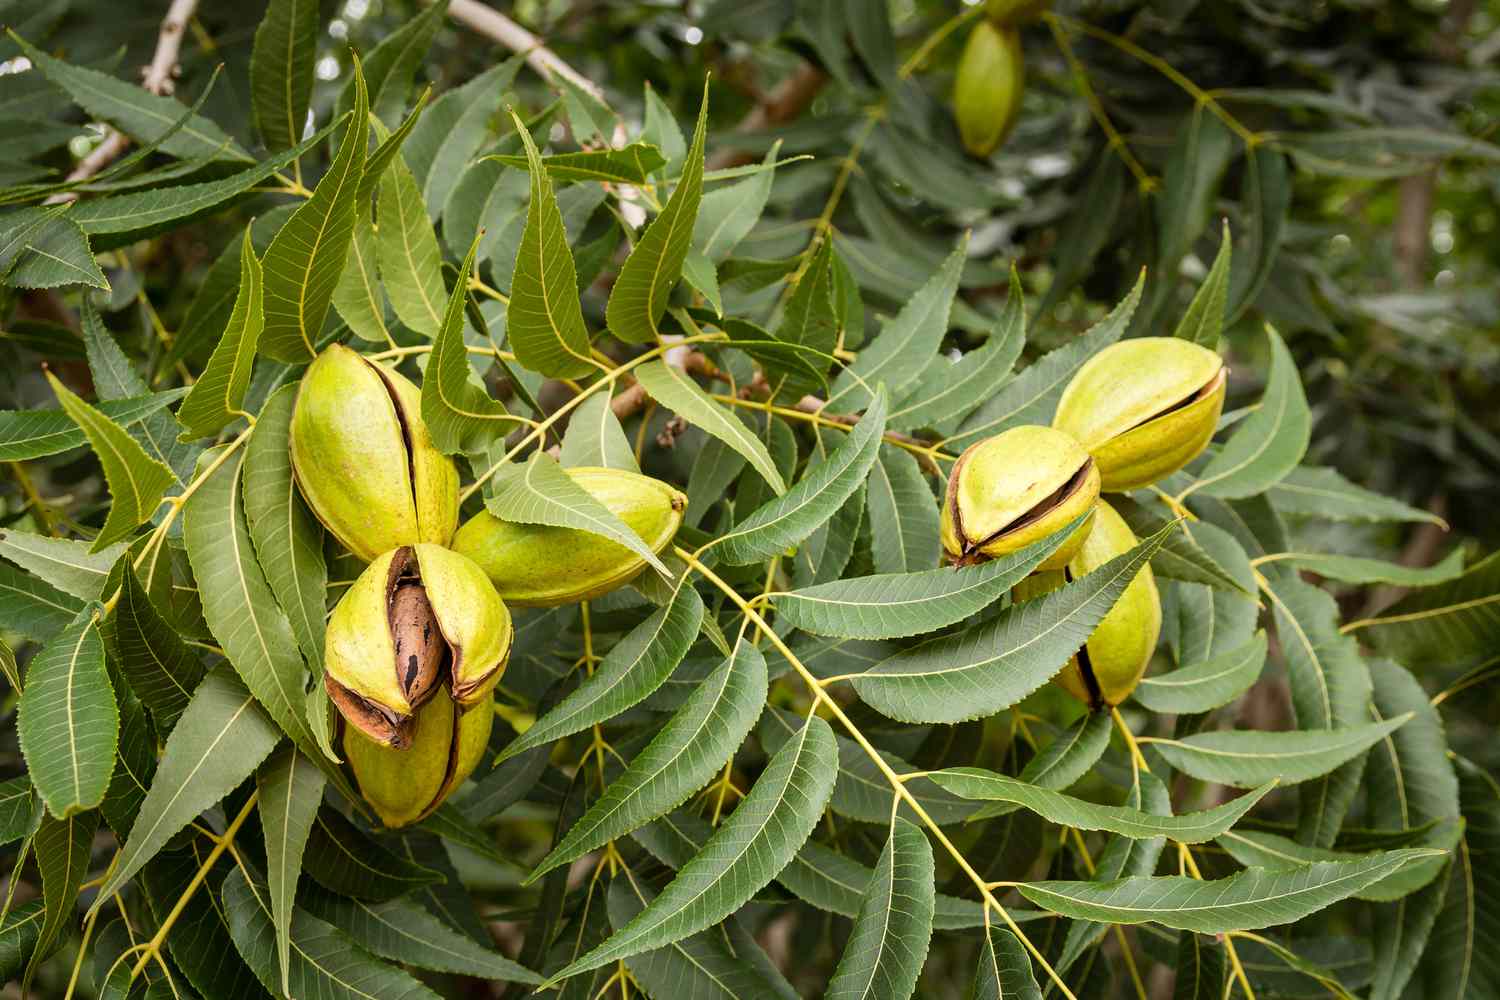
[
  {"x1": 177, "y1": 227, "x2": 264, "y2": 440},
  {"x1": 824, "y1": 817, "x2": 935, "y2": 1000},
  {"x1": 17, "y1": 607, "x2": 115, "y2": 817}
]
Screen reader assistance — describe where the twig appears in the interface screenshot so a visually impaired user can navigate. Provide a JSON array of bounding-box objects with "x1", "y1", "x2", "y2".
[
  {"x1": 442, "y1": 0, "x2": 604, "y2": 101},
  {"x1": 47, "y1": 0, "x2": 199, "y2": 201}
]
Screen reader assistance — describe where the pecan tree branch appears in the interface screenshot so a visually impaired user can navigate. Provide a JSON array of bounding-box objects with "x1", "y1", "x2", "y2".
[{"x1": 442, "y1": 0, "x2": 604, "y2": 101}]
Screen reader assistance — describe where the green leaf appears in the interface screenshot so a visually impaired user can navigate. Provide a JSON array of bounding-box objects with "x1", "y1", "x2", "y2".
[
  {"x1": 1188, "y1": 325, "x2": 1310, "y2": 499},
  {"x1": 377, "y1": 146, "x2": 447, "y2": 335},
  {"x1": 932, "y1": 769, "x2": 1274, "y2": 843},
  {"x1": 1265, "y1": 465, "x2": 1445, "y2": 525},
  {"x1": 970, "y1": 712, "x2": 1116, "y2": 822},
  {"x1": 829, "y1": 237, "x2": 966, "y2": 410},
  {"x1": 695, "y1": 142, "x2": 778, "y2": 261},
  {"x1": 851, "y1": 523, "x2": 1171, "y2": 724},
  {"x1": 773, "y1": 517, "x2": 1078, "y2": 641},
  {"x1": 4, "y1": 213, "x2": 108, "y2": 290},
  {"x1": 421, "y1": 238, "x2": 519, "y2": 455},
  {"x1": 717, "y1": 388, "x2": 887, "y2": 565},
  {"x1": 1152, "y1": 716, "x2": 1412, "y2": 788},
  {"x1": 1165, "y1": 519, "x2": 1260, "y2": 666},
  {"x1": 1132, "y1": 631, "x2": 1267, "y2": 714},
  {"x1": 1173, "y1": 933, "x2": 1228, "y2": 1000},
  {"x1": 606, "y1": 84, "x2": 707, "y2": 344},
  {"x1": 1416, "y1": 762, "x2": 1500, "y2": 997},
  {"x1": 7, "y1": 32, "x2": 251, "y2": 162},
  {"x1": 778, "y1": 837, "x2": 987, "y2": 930},
  {"x1": 17, "y1": 607, "x2": 116, "y2": 817},
  {"x1": 257, "y1": 747, "x2": 325, "y2": 998},
  {"x1": 484, "y1": 451, "x2": 671, "y2": 576},
  {"x1": 70, "y1": 122, "x2": 339, "y2": 241},
  {"x1": 496, "y1": 583, "x2": 702, "y2": 765},
  {"x1": 47, "y1": 372, "x2": 173, "y2": 551},
  {"x1": 1260, "y1": 567, "x2": 1373, "y2": 845},
  {"x1": 260, "y1": 60, "x2": 369, "y2": 362},
  {"x1": 505, "y1": 109, "x2": 596, "y2": 378},
  {"x1": 249, "y1": 0, "x2": 318, "y2": 152},
  {"x1": 1112, "y1": 495, "x2": 1252, "y2": 595},
  {"x1": 970, "y1": 926, "x2": 1041, "y2": 1000},
  {"x1": 413, "y1": 59, "x2": 517, "y2": 213},
  {"x1": 182, "y1": 446, "x2": 327, "y2": 768},
  {"x1": 331, "y1": 214, "x2": 390, "y2": 344},
  {"x1": 338, "y1": 0, "x2": 446, "y2": 126},
  {"x1": 543, "y1": 714, "x2": 837, "y2": 986},
  {"x1": 865, "y1": 445, "x2": 940, "y2": 574},
  {"x1": 0, "y1": 529, "x2": 124, "y2": 601},
  {"x1": 606, "y1": 880, "x2": 797, "y2": 1000},
  {"x1": 891, "y1": 266, "x2": 1026, "y2": 433},
  {"x1": 107, "y1": 561, "x2": 203, "y2": 729},
  {"x1": 633, "y1": 360, "x2": 785, "y2": 494},
  {"x1": 242, "y1": 384, "x2": 326, "y2": 671},
  {"x1": 301, "y1": 888, "x2": 541, "y2": 984},
  {"x1": 486, "y1": 144, "x2": 670, "y2": 185},
  {"x1": 302, "y1": 808, "x2": 442, "y2": 901},
  {"x1": 0, "y1": 902, "x2": 43, "y2": 985},
  {"x1": 824, "y1": 817, "x2": 935, "y2": 1000},
  {"x1": 1228, "y1": 147, "x2": 1291, "y2": 322},
  {"x1": 769, "y1": 238, "x2": 838, "y2": 397},
  {"x1": 0, "y1": 391, "x2": 185, "y2": 462},
  {"x1": 559, "y1": 393, "x2": 638, "y2": 472},
  {"x1": 948, "y1": 274, "x2": 1141, "y2": 451},
  {"x1": 530, "y1": 639, "x2": 766, "y2": 880},
  {"x1": 91, "y1": 667, "x2": 280, "y2": 914},
  {"x1": 358, "y1": 91, "x2": 431, "y2": 207},
  {"x1": 1346, "y1": 550, "x2": 1500, "y2": 670},
  {"x1": 223, "y1": 865, "x2": 444, "y2": 1000},
  {"x1": 1019, "y1": 849, "x2": 1439, "y2": 933},
  {"x1": 0, "y1": 776, "x2": 40, "y2": 846},
  {"x1": 1267, "y1": 549, "x2": 1465, "y2": 586},
  {"x1": 1173, "y1": 220, "x2": 1232, "y2": 347},
  {"x1": 0, "y1": 560, "x2": 84, "y2": 642},
  {"x1": 23, "y1": 810, "x2": 98, "y2": 990},
  {"x1": 140, "y1": 848, "x2": 268, "y2": 998},
  {"x1": 176, "y1": 228, "x2": 263, "y2": 440}
]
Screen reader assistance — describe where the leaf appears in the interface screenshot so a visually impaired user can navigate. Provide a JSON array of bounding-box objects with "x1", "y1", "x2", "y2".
[
  {"x1": 338, "y1": 0, "x2": 446, "y2": 126},
  {"x1": 606, "y1": 880, "x2": 797, "y2": 1000},
  {"x1": 777, "y1": 837, "x2": 986, "y2": 930},
  {"x1": 242, "y1": 384, "x2": 326, "y2": 671},
  {"x1": 505, "y1": 109, "x2": 596, "y2": 378},
  {"x1": 377, "y1": 146, "x2": 447, "y2": 335},
  {"x1": 140, "y1": 848, "x2": 269, "y2": 998},
  {"x1": 1173, "y1": 933, "x2": 1228, "y2": 1000},
  {"x1": 107, "y1": 561, "x2": 204, "y2": 728},
  {"x1": 1416, "y1": 762, "x2": 1500, "y2": 998},
  {"x1": 865, "y1": 445, "x2": 940, "y2": 574},
  {"x1": 1261, "y1": 567, "x2": 1374, "y2": 846},
  {"x1": 770, "y1": 239, "x2": 838, "y2": 396},
  {"x1": 891, "y1": 266, "x2": 1026, "y2": 433},
  {"x1": 496, "y1": 583, "x2": 702, "y2": 765},
  {"x1": 543, "y1": 715, "x2": 837, "y2": 986},
  {"x1": 421, "y1": 238, "x2": 518, "y2": 455},
  {"x1": 0, "y1": 776, "x2": 39, "y2": 846},
  {"x1": 559, "y1": 393, "x2": 638, "y2": 472},
  {"x1": 91, "y1": 667, "x2": 281, "y2": 914},
  {"x1": 1188, "y1": 325, "x2": 1310, "y2": 499},
  {"x1": 694, "y1": 142, "x2": 778, "y2": 261},
  {"x1": 1270, "y1": 549, "x2": 1465, "y2": 586},
  {"x1": 486, "y1": 144, "x2": 670, "y2": 184},
  {"x1": 331, "y1": 214, "x2": 389, "y2": 344},
  {"x1": 823, "y1": 817, "x2": 935, "y2": 1000},
  {"x1": 1347, "y1": 550, "x2": 1500, "y2": 670},
  {"x1": 260, "y1": 60, "x2": 369, "y2": 361},
  {"x1": 23, "y1": 810, "x2": 98, "y2": 989},
  {"x1": 1132, "y1": 631, "x2": 1267, "y2": 714},
  {"x1": 8, "y1": 32, "x2": 250, "y2": 162},
  {"x1": 250, "y1": 0, "x2": 318, "y2": 152},
  {"x1": 633, "y1": 360, "x2": 785, "y2": 494},
  {"x1": 223, "y1": 866, "x2": 444, "y2": 1000},
  {"x1": 606, "y1": 84, "x2": 707, "y2": 344},
  {"x1": 0, "y1": 902, "x2": 43, "y2": 985},
  {"x1": 484, "y1": 451, "x2": 671, "y2": 576},
  {"x1": 530, "y1": 639, "x2": 766, "y2": 880},
  {"x1": 1265, "y1": 465, "x2": 1445, "y2": 524},
  {"x1": 1173, "y1": 220, "x2": 1232, "y2": 347},
  {"x1": 851, "y1": 523, "x2": 1171, "y2": 724},
  {"x1": 176, "y1": 227, "x2": 263, "y2": 440},
  {"x1": 1112, "y1": 495, "x2": 1251, "y2": 595},
  {"x1": 0, "y1": 560, "x2": 84, "y2": 641},
  {"x1": 1151, "y1": 716, "x2": 1411, "y2": 788},
  {"x1": 182, "y1": 446, "x2": 326, "y2": 767},
  {"x1": 301, "y1": 888, "x2": 541, "y2": 983},
  {"x1": 255, "y1": 747, "x2": 325, "y2": 997},
  {"x1": 948, "y1": 274, "x2": 1141, "y2": 451},
  {"x1": 47, "y1": 372, "x2": 174, "y2": 551},
  {"x1": 411, "y1": 58, "x2": 517, "y2": 213},
  {"x1": 16, "y1": 608, "x2": 115, "y2": 817},
  {"x1": 970, "y1": 926, "x2": 1041, "y2": 1000},
  {"x1": 0, "y1": 391, "x2": 185, "y2": 462},
  {"x1": 828, "y1": 237, "x2": 966, "y2": 410},
  {"x1": 933, "y1": 769, "x2": 1274, "y2": 843},
  {"x1": 0, "y1": 529, "x2": 124, "y2": 601},
  {"x1": 773, "y1": 517, "x2": 1079, "y2": 641},
  {"x1": 1228, "y1": 147, "x2": 1291, "y2": 322},
  {"x1": 716, "y1": 388, "x2": 887, "y2": 565},
  {"x1": 1037, "y1": 151, "x2": 1126, "y2": 317},
  {"x1": 1018, "y1": 849, "x2": 1439, "y2": 933},
  {"x1": 5, "y1": 213, "x2": 108, "y2": 290},
  {"x1": 302, "y1": 809, "x2": 442, "y2": 901}
]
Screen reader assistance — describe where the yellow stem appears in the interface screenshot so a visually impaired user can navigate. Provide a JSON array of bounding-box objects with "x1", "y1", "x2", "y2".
[
  {"x1": 1043, "y1": 15, "x2": 1156, "y2": 193},
  {"x1": 899, "y1": 5, "x2": 984, "y2": 78}
]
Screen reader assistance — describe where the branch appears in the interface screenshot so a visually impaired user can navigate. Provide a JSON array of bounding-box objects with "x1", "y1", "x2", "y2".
[
  {"x1": 48, "y1": 0, "x2": 199, "y2": 200},
  {"x1": 443, "y1": 0, "x2": 604, "y2": 102}
]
